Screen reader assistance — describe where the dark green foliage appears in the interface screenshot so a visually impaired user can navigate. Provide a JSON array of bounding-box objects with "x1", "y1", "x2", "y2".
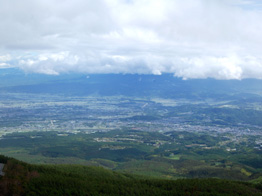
[
  {"x1": 1, "y1": 157, "x2": 262, "y2": 196},
  {"x1": 1, "y1": 129, "x2": 261, "y2": 180},
  {"x1": 240, "y1": 157, "x2": 262, "y2": 169},
  {"x1": 0, "y1": 155, "x2": 262, "y2": 196},
  {"x1": 0, "y1": 155, "x2": 9, "y2": 164}
]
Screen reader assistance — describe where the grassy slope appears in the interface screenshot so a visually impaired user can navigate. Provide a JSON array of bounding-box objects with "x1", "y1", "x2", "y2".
[{"x1": 0, "y1": 155, "x2": 262, "y2": 196}]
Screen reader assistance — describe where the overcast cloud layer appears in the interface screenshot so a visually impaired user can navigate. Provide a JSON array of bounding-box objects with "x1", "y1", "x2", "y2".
[{"x1": 1, "y1": 0, "x2": 262, "y2": 79}]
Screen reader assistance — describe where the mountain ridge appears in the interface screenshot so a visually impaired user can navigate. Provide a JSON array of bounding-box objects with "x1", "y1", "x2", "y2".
[{"x1": 1, "y1": 68, "x2": 262, "y2": 100}]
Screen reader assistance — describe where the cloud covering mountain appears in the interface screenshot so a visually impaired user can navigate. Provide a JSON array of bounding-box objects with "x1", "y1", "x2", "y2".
[{"x1": 1, "y1": 0, "x2": 262, "y2": 79}]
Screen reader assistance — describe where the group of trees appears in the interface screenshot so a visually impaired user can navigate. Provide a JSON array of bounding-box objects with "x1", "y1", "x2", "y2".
[{"x1": 0, "y1": 155, "x2": 262, "y2": 196}]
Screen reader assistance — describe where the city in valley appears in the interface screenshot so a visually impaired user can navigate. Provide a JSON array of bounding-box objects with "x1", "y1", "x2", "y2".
[{"x1": 0, "y1": 93, "x2": 261, "y2": 180}]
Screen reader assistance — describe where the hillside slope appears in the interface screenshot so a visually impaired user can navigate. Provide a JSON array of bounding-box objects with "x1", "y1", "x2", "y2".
[{"x1": 0, "y1": 155, "x2": 262, "y2": 196}]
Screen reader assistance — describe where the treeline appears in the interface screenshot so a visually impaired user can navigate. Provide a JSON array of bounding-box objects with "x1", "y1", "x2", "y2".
[{"x1": 0, "y1": 155, "x2": 262, "y2": 196}]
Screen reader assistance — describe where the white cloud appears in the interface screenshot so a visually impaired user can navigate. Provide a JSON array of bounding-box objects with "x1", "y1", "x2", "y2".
[
  {"x1": 0, "y1": 54, "x2": 11, "y2": 62},
  {"x1": 0, "y1": 54, "x2": 13, "y2": 68},
  {"x1": 1, "y1": 0, "x2": 262, "y2": 79}
]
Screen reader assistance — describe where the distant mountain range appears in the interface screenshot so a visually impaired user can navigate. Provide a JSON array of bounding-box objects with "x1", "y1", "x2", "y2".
[{"x1": 1, "y1": 68, "x2": 262, "y2": 100}]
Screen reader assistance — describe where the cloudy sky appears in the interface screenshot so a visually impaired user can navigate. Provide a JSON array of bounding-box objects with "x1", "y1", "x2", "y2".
[{"x1": 1, "y1": 0, "x2": 262, "y2": 79}]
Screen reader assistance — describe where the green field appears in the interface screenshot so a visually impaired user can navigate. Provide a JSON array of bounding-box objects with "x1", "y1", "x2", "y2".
[{"x1": 0, "y1": 129, "x2": 261, "y2": 181}]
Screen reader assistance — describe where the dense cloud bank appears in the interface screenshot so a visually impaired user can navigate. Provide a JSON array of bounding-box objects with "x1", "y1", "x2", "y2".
[{"x1": 1, "y1": 0, "x2": 262, "y2": 79}]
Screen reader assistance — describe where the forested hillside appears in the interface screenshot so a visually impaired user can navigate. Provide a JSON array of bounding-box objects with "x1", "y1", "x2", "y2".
[{"x1": 0, "y1": 155, "x2": 262, "y2": 196}]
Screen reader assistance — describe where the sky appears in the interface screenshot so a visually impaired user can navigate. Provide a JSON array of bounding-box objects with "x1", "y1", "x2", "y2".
[{"x1": 1, "y1": 0, "x2": 262, "y2": 79}]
